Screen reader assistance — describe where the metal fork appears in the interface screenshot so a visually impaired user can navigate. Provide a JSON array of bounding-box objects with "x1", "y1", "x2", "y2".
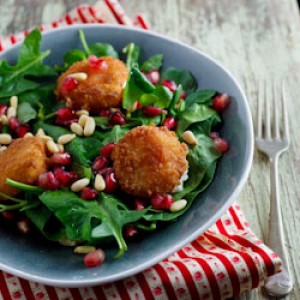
[{"x1": 256, "y1": 80, "x2": 293, "y2": 297}]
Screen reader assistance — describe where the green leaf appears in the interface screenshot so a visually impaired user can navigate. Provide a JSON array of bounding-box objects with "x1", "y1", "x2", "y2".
[
  {"x1": 122, "y1": 43, "x2": 140, "y2": 70},
  {"x1": 100, "y1": 125, "x2": 129, "y2": 146},
  {"x1": 17, "y1": 102, "x2": 37, "y2": 124},
  {"x1": 185, "y1": 90, "x2": 216, "y2": 108},
  {"x1": 140, "y1": 54, "x2": 163, "y2": 72},
  {"x1": 90, "y1": 43, "x2": 119, "y2": 58},
  {"x1": 153, "y1": 85, "x2": 173, "y2": 108},
  {"x1": 34, "y1": 121, "x2": 70, "y2": 140},
  {"x1": 140, "y1": 94, "x2": 158, "y2": 106},
  {"x1": 63, "y1": 50, "x2": 87, "y2": 65}
]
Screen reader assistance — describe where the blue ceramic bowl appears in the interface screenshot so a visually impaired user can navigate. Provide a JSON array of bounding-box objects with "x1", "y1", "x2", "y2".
[{"x1": 0, "y1": 24, "x2": 253, "y2": 287}]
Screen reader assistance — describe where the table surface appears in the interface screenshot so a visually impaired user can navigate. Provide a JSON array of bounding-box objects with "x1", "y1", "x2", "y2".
[{"x1": 1, "y1": 0, "x2": 300, "y2": 299}]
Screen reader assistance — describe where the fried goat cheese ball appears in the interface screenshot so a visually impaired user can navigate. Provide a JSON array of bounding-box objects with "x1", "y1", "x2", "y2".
[
  {"x1": 55, "y1": 56, "x2": 129, "y2": 113},
  {"x1": 0, "y1": 137, "x2": 48, "y2": 200},
  {"x1": 112, "y1": 126, "x2": 189, "y2": 198}
]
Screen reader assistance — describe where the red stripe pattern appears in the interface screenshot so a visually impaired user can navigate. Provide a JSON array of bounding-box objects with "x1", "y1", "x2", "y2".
[{"x1": 0, "y1": 1, "x2": 282, "y2": 299}]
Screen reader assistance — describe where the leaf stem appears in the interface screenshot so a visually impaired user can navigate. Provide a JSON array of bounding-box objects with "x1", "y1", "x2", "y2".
[
  {"x1": 0, "y1": 201, "x2": 28, "y2": 212},
  {"x1": 6, "y1": 179, "x2": 44, "y2": 193},
  {"x1": 79, "y1": 30, "x2": 91, "y2": 55}
]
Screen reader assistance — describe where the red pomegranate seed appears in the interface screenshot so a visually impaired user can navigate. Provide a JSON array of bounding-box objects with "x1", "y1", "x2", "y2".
[
  {"x1": 54, "y1": 166, "x2": 78, "y2": 187},
  {"x1": 142, "y1": 106, "x2": 166, "y2": 118},
  {"x1": 17, "y1": 124, "x2": 30, "y2": 137},
  {"x1": 0, "y1": 104, "x2": 8, "y2": 115},
  {"x1": 163, "y1": 117, "x2": 177, "y2": 130},
  {"x1": 8, "y1": 117, "x2": 20, "y2": 131},
  {"x1": 134, "y1": 199, "x2": 145, "y2": 211},
  {"x1": 212, "y1": 93, "x2": 230, "y2": 112},
  {"x1": 162, "y1": 80, "x2": 177, "y2": 92},
  {"x1": 214, "y1": 137, "x2": 229, "y2": 153},
  {"x1": 99, "y1": 109, "x2": 110, "y2": 117},
  {"x1": 124, "y1": 226, "x2": 139, "y2": 239},
  {"x1": 180, "y1": 90, "x2": 186, "y2": 100},
  {"x1": 151, "y1": 194, "x2": 174, "y2": 210},
  {"x1": 108, "y1": 112, "x2": 126, "y2": 126},
  {"x1": 210, "y1": 132, "x2": 220, "y2": 140},
  {"x1": 92, "y1": 156, "x2": 110, "y2": 172},
  {"x1": 2, "y1": 211, "x2": 15, "y2": 221},
  {"x1": 51, "y1": 152, "x2": 72, "y2": 165},
  {"x1": 145, "y1": 70, "x2": 160, "y2": 85},
  {"x1": 81, "y1": 187, "x2": 99, "y2": 200},
  {"x1": 88, "y1": 55, "x2": 108, "y2": 72},
  {"x1": 17, "y1": 219, "x2": 30, "y2": 234},
  {"x1": 98, "y1": 167, "x2": 114, "y2": 177},
  {"x1": 37, "y1": 172, "x2": 60, "y2": 190},
  {"x1": 136, "y1": 101, "x2": 143, "y2": 110},
  {"x1": 55, "y1": 108, "x2": 77, "y2": 125},
  {"x1": 84, "y1": 249, "x2": 105, "y2": 267},
  {"x1": 105, "y1": 173, "x2": 118, "y2": 193},
  {"x1": 100, "y1": 143, "x2": 115, "y2": 158},
  {"x1": 61, "y1": 77, "x2": 78, "y2": 95}
]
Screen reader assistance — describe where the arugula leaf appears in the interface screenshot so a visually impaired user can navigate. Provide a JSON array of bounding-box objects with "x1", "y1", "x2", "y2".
[
  {"x1": 17, "y1": 102, "x2": 37, "y2": 124},
  {"x1": 90, "y1": 43, "x2": 119, "y2": 58},
  {"x1": 100, "y1": 125, "x2": 129, "y2": 146},
  {"x1": 161, "y1": 67, "x2": 197, "y2": 95},
  {"x1": 185, "y1": 90, "x2": 216, "y2": 108},
  {"x1": 140, "y1": 54, "x2": 163, "y2": 72}
]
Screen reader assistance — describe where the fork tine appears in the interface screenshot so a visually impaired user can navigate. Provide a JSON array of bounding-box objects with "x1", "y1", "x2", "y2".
[
  {"x1": 257, "y1": 80, "x2": 263, "y2": 138},
  {"x1": 265, "y1": 80, "x2": 271, "y2": 139},
  {"x1": 274, "y1": 80, "x2": 280, "y2": 139},
  {"x1": 282, "y1": 80, "x2": 290, "y2": 141}
]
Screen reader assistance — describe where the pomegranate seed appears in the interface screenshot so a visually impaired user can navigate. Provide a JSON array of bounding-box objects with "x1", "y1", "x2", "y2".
[
  {"x1": 212, "y1": 93, "x2": 230, "y2": 112},
  {"x1": 51, "y1": 152, "x2": 72, "y2": 165},
  {"x1": 81, "y1": 187, "x2": 99, "y2": 200},
  {"x1": 55, "y1": 108, "x2": 77, "y2": 125},
  {"x1": 124, "y1": 226, "x2": 139, "y2": 240},
  {"x1": 163, "y1": 117, "x2": 177, "y2": 130},
  {"x1": 142, "y1": 106, "x2": 165, "y2": 118},
  {"x1": 8, "y1": 117, "x2": 20, "y2": 131},
  {"x1": 151, "y1": 194, "x2": 174, "y2": 210},
  {"x1": 54, "y1": 166, "x2": 78, "y2": 187},
  {"x1": 180, "y1": 90, "x2": 186, "y2": 100},
  {"x1": 108, "y1": 112, "x2": 126, "y2": 126},
  {"x1": 162, "y1": 80, "x2": 177, "y2": 92},
  {"x1": 214, "y1": 138, "x2": 229, "y2": 153},
  {"x1": 134, "y1": 199, "x2": 145, "y2": 211},
  {"x1": 88, "y1": 55, "x2": 108, "y2": 72},
  {"x1": 84, "y1": 249, "x2": 105, "y2": 267},
  {"x1": 0, "y1": 104, "x2": 8, "y2": 115},
  {"x1": 136, "y1": 101, "x2": 143, "y2": 109},
  {"x1": 17, "y1": 124, "x2": 30, "y2": 137},
  {"x1": 37, "y1": 172, "x2": 60, "y2": 190},
  {"x1": 210, "y1": 132, "x2": 220, "y2": 140},
  {"x1": 97, "y1": 167, "x2": 114, "y2": 177},
  {"x1": 2, "y1": 211, "x2": 15, "y2": 221},
  {"x1": 99, "y1": 109, "x2": 110, "y2": 117},
  {"x1": 92, "y1": 156, "x2": 110, "y2": 172},
  {"x1": 145, "y1": 70, "x2": 160, "y2": 85},
  {"x1": 17, "y1": 219, "x2": 30, "y2": 234},
  {"x1": 61, "y1": 77, "x2": 78, "y2": 95},
  {"x1": 100, "y1": 143, "x2": 115, "y2": 158},
  {"x1": 105, "y1": 173, "x2": 118, "y2": 193}
]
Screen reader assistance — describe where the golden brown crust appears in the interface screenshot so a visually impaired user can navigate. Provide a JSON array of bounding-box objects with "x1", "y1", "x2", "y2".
[
  {"x1": 55, "y1": 57, "x2": 129, "y2": 113},
  {"x1": 0, "y1": 137, "x2": 48, "y2": 200},
  {"x1": 112, "y1": 125, "x2": 188, "y2": 198}
]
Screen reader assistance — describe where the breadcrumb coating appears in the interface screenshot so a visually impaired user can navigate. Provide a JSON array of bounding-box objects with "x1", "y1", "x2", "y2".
[
  {"x1": 55, "y1": 56, "x2": 129, "y2": 113},
  {"x1": 112, "y1": 125, "x2": 188, "y2": 198}
]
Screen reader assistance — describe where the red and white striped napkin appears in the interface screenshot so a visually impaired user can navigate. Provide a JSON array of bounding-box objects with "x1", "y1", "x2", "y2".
[{"x1": 0, "y1": 1, "x2": 281, "y2": 299}]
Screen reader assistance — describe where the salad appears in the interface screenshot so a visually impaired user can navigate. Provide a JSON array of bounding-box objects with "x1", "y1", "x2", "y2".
[{"x1": 0, "y1": 29, "x2": 229, "y2": 267}]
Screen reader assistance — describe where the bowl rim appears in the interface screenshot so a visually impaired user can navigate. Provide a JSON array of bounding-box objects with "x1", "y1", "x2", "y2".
[{"x1": 0, "y1": 23, "x2": 254, "y2": 287}]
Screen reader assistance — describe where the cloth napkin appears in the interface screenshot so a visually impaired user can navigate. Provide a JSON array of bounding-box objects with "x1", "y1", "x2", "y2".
[{"x1": 0, "y1": 1, "x2": 282, "y2": 299}]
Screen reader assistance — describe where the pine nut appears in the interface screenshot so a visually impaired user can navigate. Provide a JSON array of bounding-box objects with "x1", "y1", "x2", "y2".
[
  {"x1": 169, "y1": 199, "x2": 187, "y2": 212},
  {"x1": 36, "y1": 128, "x2": 46, "y2": 137},
  {"x1": 47, "y1": 140, "x2": 60, "y2": 153},
  {"x1": 67, "y1": 72, "x2": 88, "y2": 81},
  {"x1": 109, "y1": 108, "x2": 121, "y2": 113},
  {"x1": 94, "y1": 174, "x2": 106, "y2": 191},
  {"x1": 70, "y1": 123, "x2": 83, "y2": 136},
  {"x1": 57, "y1": 144, "x2": 64, "y2": 152},
  {"x1": 10, "y1": 96, "x2": 18, "y2": 109},
  {"x1": 40, "y1": 135, "x2": 53, "y2": 143},
  {"x1": 182, "y1": 131, "x2": 198, "y2": 145},
  {"x1": 57, "y1": 133, "x2": 76, "y2": 145},
  {"x1": 0, "y1": 134, "x2": 12, "y2": 145},
  {"x1": 84, "y1": 117, "x2": 96, "y2": 137},
  {"x1": 78, "y1": 114, "x2": 89, "y2": 127},
  {"x1": 66, "y1": 97, "x2": 72, "y2": 107},
  {"x1": 71, "y1": 178, "x2": 90, "y2": 192},
  {"x1": 76, "y1": 110, "x2": 89, "y2": 116},
  {"x1": 7, "y1": 107, "x2": 16, "y2": 119},
  {"x1": 59, "y1": 238, "x2": 77, "y2": 247},
  {"x1": 24, "y1": 132, "x2": 34, "y2": 138},
  {"x1": 0, "y1": 146, "x2": 7, "y2": 152},
  {"x1": 74, "y1": 245, "x2": 96, "y2": 254},
  {"x1": 0, "y1": 115, "x2": 8, "y2": 125}
]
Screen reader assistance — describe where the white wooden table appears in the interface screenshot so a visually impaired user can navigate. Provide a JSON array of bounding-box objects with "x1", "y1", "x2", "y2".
[{"x1": 1, "y1": 0, "x2": 300, "y2": 299}]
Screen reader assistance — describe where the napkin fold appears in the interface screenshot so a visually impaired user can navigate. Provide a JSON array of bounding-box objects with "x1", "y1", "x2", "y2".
[{"x1": 0, "y1": 1, "x2": 281, "y2": 299}]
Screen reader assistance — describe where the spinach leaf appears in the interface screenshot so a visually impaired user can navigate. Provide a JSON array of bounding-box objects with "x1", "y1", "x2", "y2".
[
  {"x1": 34, "y1": 121, "x2": 70, "y2": 140},
  {"x1": 90, "y1": 43, "x2": 119, "y2": 58},
  {"x1": 100, "y1": 125, "x2": 129, "y2": 146},
  {"x1": 62, "y1": 50, "x2": 87, "y2": 68},
  {"x1": 185, "y1": 90, "x2": 216, "y2": 108},
  {"x1": 140, "y1": 54, "x2": 163, "y2": 72},
  {"x1": 17, "y1": 102, "x2": 37, "y2": 124},
  {"x1": 153, "y1": 85, "x2": 173, "y2": 108},
  {"x1": 161, "y1": 67, "x2": 197, "y2": 95}
]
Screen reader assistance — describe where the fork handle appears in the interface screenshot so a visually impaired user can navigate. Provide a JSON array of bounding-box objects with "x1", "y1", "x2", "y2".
[{"x1": 264, "y1": 154, "x2": 293, "y2": 296}]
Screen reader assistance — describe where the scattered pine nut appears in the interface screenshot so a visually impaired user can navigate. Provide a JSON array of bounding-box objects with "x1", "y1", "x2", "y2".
[
  {"x1": 94, "y1": 174, "x2": 106, "y2": 192},
  {"x1": 70, "y1": 123, "x2": 83, "y2": 136},
  {"x1": 74, "y1": 245, "x2": 96, "y2": 254},
  {"x1": 169, "y1": 199, "x2": 187, "y2": 212},
  {"x1": 24, "y1": 132, "x2": 34, "y2": 138},
  {"x1": 59, "y1": 238, "x2": 77, "y2": 247},
  {"x1": 47, "y1": 140, "x2": 60, "y2": 153},
  {"x1": 0, "y1": 146, "x2": 7, "y2": 152},
  {"x1": 40, "y1": 135, "x2": 53, "y2": 143},
  {"x1": 71, "y1": 178, "x2": 90, "y2": 192},
  {"x1": 67, "y1": 72, "x2": 88, "y2": 81},
  {"x1": 36, "y1": 128, "x2": 46, "y2": 137},
  {"x1": 76, "y1": 110, "x2": 89, "y2": 116},
  {"x1": 182, "y1": 131, "x2": 198, "y2": 145},
  {"x1": 10, "y1": 96, "x2": 18, "y2": 110},
  {"x1": 78, "y1": 114, "x2": 89, "y2": 127},
  {"x1": 57, "y1": 144, "x2": 64, "y2": 152},
  {"x1": 0, "y1": 134, "x2": 12, "y2": 145},
  {"x1": 7, "y1": 107, "x2": 16, "y2": 119},
  {"x1": 84, "y1": 117, "x2": 96, "y2": 137},
  {"x1": 57, "y1": 133, "x2": 76, "y2": 145},
  {"x1": 0, "y1": 115, "x2": 8, "y2": 125}
]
